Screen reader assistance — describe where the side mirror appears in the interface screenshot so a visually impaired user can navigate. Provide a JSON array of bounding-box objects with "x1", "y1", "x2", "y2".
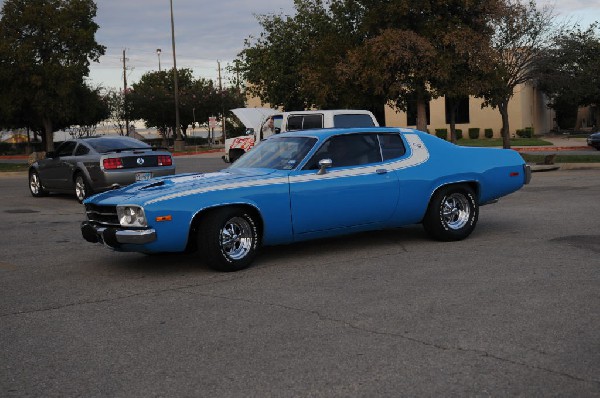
[
  {"x1": 245, "y1": 128, "x2": 254, "y2": 136},
  {"x1": 274, "y1": 128, "x2": 281, "y2": 134},
  {"x1": 46, "y1": 151, "x2": 56, "y2": 159},
  {"x1": 317, "y1": 158, "x2": 333, "y2": 175}
]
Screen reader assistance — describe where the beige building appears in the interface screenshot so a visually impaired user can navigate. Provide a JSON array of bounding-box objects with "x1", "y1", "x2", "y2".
[
  {"x1": 384, "y1": 82, "x2": 556, "y2": 137},
  {"x1": 246, "y1": 82, "x2": 557, "y2": 138}
]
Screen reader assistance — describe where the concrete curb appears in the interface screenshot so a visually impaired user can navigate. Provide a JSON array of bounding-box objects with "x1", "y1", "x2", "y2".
[
  {"x1": 530, "y1": 163, "x2": 600, "y2": 172},
  {"x1": 515, "y1": 146, "x2": 593, "y2": 152}
]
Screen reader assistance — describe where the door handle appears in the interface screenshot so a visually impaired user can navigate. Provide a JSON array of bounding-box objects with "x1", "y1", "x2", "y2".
[{"x1": 376, "y1": 169, "x2": 388, "y2": 174}]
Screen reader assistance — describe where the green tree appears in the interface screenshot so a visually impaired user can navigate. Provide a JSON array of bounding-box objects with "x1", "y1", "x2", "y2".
[
  {"x1": 0, "y1": 0, "x2": 105, "y2": 151},
  {"x1": 239, "y1": 0, "x2": 501, "y2": 131},
  {"x1": 238, "y1": 0, "x2": 388, "y2": 121},
  {"x1": 129, "y1": 70, "x2": 180, "y2": 143},
  {"x1": 238, "y1": 7, "x2": 309, "y2": 111},
  {"x1": 129, "y1": 69, "x2": 244, "y2": 143},
  {"x1": 104, "y1": 89, "x2": 131, "y2": 135},
  {"x1": 67, "y1": 85, "x2": 110, "y2": 138},
  {"x1": 340, "y1": 0, "x2": 501, "y2": 134},
  {"x1": 478, "y1": 0, "x2": 555, "y2": 148},
  {"x1": 538, "y1": 24, "x2": 600, "y2": 131}
]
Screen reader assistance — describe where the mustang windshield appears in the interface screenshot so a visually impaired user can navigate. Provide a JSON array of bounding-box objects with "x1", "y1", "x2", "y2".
[{"x1": 230, "y1": 136, "x2": 317, "y2": 170}]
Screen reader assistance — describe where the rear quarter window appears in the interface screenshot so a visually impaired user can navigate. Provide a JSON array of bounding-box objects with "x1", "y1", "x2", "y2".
[
  {"x1": 379, "y1": 134, "x2": 406, "y2": 160},
  {"x1": 74, "y1": 144, "x2": 90, "y2": 156},
  {"x1": 333, "y1": 114, "x2": 376, "y2": 128}
]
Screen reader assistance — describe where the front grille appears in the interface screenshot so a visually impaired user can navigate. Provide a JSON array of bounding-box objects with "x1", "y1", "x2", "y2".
[{"x1": 85, "y1": 204, "x2": 119, "y2": 226}]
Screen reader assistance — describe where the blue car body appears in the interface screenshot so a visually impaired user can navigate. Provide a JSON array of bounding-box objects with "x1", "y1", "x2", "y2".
[{"x1": 82, "y1": 127, "x2": 530, "y2": 269}]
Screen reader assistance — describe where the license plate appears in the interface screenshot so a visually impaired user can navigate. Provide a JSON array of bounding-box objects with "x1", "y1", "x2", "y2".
[{"x1": 135, "y1": 172, "x2": 152, "y2": 181}]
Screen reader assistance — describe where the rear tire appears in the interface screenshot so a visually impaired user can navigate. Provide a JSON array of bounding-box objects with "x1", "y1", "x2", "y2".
[
  {"x1": 29, "y1": 170, "x2": 48, "y2": 197},
  {"x1": 74, "y1": 173, "x2": 92, "y2": 203},
  {"x1": 197, "y1": 207, "x2": 259, "y2": 272},
  {"x1": 423, "y1": 185, "x2": 478, "y2": 241}
]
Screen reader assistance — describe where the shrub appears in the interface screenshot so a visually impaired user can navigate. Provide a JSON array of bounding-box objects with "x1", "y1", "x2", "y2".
[
  {"x1": 516, "y1": 128, "x2": 533, "y2": 138},
  {"x1": 484, "y1": 128, "x2": 494, "y2": 138},
  {"x1": 435, "y1": 128, "x2": 448, "y2": 140},
  {"x1": 468, "y1": 128, "x2": 480, "y2": 139}
]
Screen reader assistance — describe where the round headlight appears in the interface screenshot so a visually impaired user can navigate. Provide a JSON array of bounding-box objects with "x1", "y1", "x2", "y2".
[{"x1": 117, "y1": 205, "x2": 147, "y2": 227}]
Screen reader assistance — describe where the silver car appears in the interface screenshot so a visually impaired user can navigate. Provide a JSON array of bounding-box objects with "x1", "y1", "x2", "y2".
[{"x1": 29, "y1": 136, "x2": 176, "y2": 202}]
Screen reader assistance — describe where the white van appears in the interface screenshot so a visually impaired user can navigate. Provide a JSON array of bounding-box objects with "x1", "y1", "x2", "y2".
[{"x1": 223, "y1": 108, "x2": 379, "y2": 163}]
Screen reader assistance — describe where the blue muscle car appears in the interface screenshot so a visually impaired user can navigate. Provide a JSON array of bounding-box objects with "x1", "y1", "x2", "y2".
[{"x1": 81, "y1": 127, "x2": 531, "y2": 271}]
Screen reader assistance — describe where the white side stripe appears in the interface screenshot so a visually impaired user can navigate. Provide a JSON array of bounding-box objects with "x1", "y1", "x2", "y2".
[{"x1": 144, "y1": 134, "x2": 429, "y2": 205}]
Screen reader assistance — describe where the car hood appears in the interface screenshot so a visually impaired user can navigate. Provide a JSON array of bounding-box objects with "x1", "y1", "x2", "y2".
[
  {"x1": 231, "y1": 107, "x2": 276, "y2": 132},
  {"x1": 86, "y1": 168, "x2": 279, "y2": 206}
]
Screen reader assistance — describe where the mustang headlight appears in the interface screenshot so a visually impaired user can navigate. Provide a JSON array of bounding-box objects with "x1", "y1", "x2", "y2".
[{"x1": 117, "y1": 205, "x2": 147, "y2": 227}]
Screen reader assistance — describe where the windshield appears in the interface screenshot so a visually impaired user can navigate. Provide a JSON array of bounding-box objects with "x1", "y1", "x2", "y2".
[{"x1": 230, "y1": 136, "x2": 317, "y2": 170}]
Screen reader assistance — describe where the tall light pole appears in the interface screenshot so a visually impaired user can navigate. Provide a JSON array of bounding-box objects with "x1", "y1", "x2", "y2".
[
  {"x1": 170, "y1": 0, "x2": 184, "y2": 151},
  {"x1": 156, "y1": 48, "x2": 161, "y2": 71}
]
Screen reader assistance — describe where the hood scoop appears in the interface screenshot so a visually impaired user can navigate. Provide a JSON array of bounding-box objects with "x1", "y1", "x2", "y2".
[{"x1": 141, "y1": 181, "x2": 165, "y2": 189}]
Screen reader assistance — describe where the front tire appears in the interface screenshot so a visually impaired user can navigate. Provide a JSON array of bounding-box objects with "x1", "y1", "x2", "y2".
[
  {"x1": 74, "y1": 173, "x2": 92, "y2": 203},
  {"x1": 423, "y1": 185, "x2": 478, "y2": 241},
  {"x1": 197, "y1": 207, "x2": 259, "y2": 272},
  {"x1": 29, "y1": 170, "x2": 48, "y2": 197}
]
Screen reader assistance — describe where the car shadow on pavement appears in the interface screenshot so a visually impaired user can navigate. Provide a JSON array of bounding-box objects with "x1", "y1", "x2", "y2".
[{"x1": 101, "y1": 226, "x2": 429, "y2": 275}]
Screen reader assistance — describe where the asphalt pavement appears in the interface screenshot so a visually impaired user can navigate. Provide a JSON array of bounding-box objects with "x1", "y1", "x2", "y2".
[{"x1": 0, "y1": 167, "x2": 599, "y2": 396}]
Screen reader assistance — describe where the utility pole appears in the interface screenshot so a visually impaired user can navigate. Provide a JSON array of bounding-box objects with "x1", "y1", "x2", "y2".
[
  {"x1": 218, "y1": 60, "x2": 226, "y2": 143},
  {"x1": 170, "y1": 0, "x2": 184, "y2": 151},
  {"x1": 122, "y1": 49, "x2": 129, "y2": 136}
]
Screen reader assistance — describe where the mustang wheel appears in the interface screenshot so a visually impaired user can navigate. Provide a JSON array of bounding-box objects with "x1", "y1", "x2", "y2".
[
  {"x1": 198, "y1": 207, "x2": 259, "y2": 272},
  {"x1": 74, "y1": 173, "x2": 92, "y2": 203},
  {"x1": 423, "y1": 185, "x2": 478, "y2": 241},
  {"x1": 29, "y1": 171, "x2": 48, "y2": 197}
]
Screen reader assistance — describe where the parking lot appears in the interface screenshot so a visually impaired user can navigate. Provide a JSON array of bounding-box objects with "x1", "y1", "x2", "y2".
[{"x1": 1, "y1": 159, "x2": 599, "y2": 397}]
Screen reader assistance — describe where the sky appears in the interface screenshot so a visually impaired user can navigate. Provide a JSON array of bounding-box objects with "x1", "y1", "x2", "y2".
[{"x1": 1, "y1": 0, "x2": 599, "y2": 90}]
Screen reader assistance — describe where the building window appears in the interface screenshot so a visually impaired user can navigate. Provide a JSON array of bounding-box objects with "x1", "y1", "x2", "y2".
[{"x1": 445, "y1": 97, "x2": 470, "y2": 124}]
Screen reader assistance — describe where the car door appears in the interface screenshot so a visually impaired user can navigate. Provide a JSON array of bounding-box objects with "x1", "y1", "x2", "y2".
[
  {"x1": 39, "y1": 141, "x2": 78, "y2": 189},
  {"x1": 288, "y1": 133, "x2": 400, "y2": 235}
]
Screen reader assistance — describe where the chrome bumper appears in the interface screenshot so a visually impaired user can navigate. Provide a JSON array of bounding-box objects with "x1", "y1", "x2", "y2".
[{"x1": 81, "y1": 221, "x2": 156, "y2": 247}]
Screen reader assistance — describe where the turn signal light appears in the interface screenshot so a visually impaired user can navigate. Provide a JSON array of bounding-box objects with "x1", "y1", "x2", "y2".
[
  {"x1": 103, "y1": 158, "x2": 124, "y2": 170},
  {"x1": 158, "y1": 155, "x2": 172, "y2": 166},
  {"x1": 155, "y1": 215, "x2": 172, "y2": 222}
]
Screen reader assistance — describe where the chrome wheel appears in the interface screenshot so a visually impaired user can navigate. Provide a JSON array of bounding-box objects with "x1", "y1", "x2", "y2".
[
  {"x1": 75, "y1": 174, "x2": 88, "y2": 202},
  {"x1": 29, "y1": 171, "x2": 47, "y2": 197},
  {"x1": 423, "y1": 185, "x2": 478, "y2": 241},
  {"x1": 220, "y1": 216, "x2": 254, "y2": 260},
  {"x1": 442, "y1": 193, "x2": 471, "y2": 230},
  {"x1": 30, "y1": 173, "x2": 41, "y2": 195},
  {"x1": 198, "y1": 208, "x2": 259, "y2": 271}
]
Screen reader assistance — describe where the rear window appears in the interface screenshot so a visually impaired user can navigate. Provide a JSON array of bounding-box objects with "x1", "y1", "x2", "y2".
[
  {"x1": 333, "y1": 114, "x2": 376, "y2": 128},
  {"x1": 87, "y1": 137, "x2": 150, "y2": 153}
]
